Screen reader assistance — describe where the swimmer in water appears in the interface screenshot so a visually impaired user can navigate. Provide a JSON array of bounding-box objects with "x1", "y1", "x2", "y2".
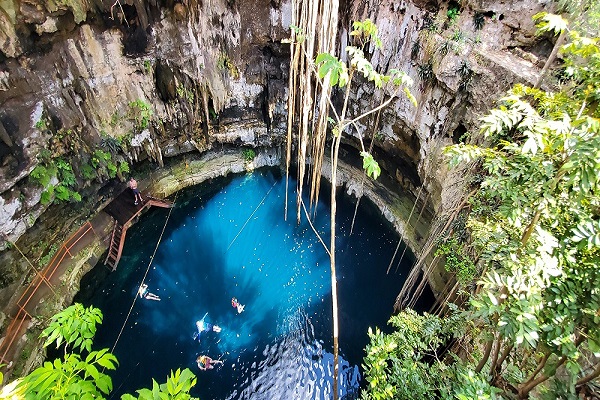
[
  {"x1": 194, "y1": 313, "x2": 221, "y2": 341},
  {"x1": 196, "y1": 355, "x2": 223, "y2": 371},
  {"x1": 231, "y1": 297, "x2": 245, "y2": 313},
  {"x1": 138, "y1": 284, "x2": 161, "y2": 301}
]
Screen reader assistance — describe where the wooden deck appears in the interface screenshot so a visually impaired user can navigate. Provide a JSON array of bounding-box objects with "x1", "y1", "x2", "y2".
[{"x1": 104, "y1": 190, "x2": 173, "y2": 270}]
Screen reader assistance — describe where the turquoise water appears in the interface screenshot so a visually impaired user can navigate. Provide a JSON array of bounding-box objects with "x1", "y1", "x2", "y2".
[{"x1": 76, "y1": 168, "x2": 427, "y2": 399}]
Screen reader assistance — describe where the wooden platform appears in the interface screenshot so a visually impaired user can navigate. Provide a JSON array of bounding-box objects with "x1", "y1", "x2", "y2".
[{"x1": 104, "y1": 190, "x2": 173, "y2": 270}]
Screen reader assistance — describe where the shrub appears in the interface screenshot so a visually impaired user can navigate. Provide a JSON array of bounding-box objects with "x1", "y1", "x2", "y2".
[{"x1": 242, "y1": 148, "x2": 256, "y2": 162}]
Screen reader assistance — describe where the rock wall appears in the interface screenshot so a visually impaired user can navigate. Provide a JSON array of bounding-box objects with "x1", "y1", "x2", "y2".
[{"x1": 0, "y1": 0, "x2": 553, "y2": 306}]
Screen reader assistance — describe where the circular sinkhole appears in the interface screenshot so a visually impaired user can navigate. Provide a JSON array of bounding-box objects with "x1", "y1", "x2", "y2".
[{"x1": 74, "y1": 167, "x2": 433, "y2": 399}]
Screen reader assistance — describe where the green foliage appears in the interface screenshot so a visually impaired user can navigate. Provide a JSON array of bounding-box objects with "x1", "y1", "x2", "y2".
[
  {"x1": 30, "y1": 165, "x2": 54, "y2": 188},
  {"x1": 110, "y1": 111, "x2": 121, "y2": 127},
  {"x1": 119, "y1": 160, "x2": 130, "y2": 176},
  {"x1": 91, "y1": 149, "x2": 125, "y2": 180},
  {"x1": 22, "y1": 350, "x2": 117, "y2": 399},
  {"x1": 434, "y1": 237, "x2": 477, "y2": 284},
  {"x1": 315, "y1": 53, "x2": 349, "y2": 87},
  {"x1": 350, "y1": 18, "x2": 383, "y2": 49},
  {"x1": 451, "y1": 28, "x2": 465, "y2": 42},
  {"x1": 441, "y1": 22, "x2": 600, "y2": 397},
  {"x1": 314, "y1": 20, "x2": 415, "y2": 181},
  {"x1": 447, "y1": 5, "x2": 461, "y2": 23},
  {"x1": 361, "y1": 309, "x2": 497, "y2": 400},
  {"x1": 38, "y1": 243, "x2": 59, "y2": 268},
  {"x1": 101, "y1": 135, "x2": 122, "y2": 155},
  {"x1": 121, "y1": 368, "x2": 198, "y2": 400},
  {"x1": 30, "y1": 156, "x2": 81, "y2": 204},
  {"x1": 533, "y1": 12, "x2": 568, "y2": 35},
  {"x1": 129, "y1": 99, "x2": 153, "y2": 130},
  {"x1": 35, "y1": 116, "x2": 49, "y2": 130},
  {"x1": 360, "y1": 152, "x2": 381, "y2": 179},
  {"x1": 363, "y1": 17, "x2": 600, "y2": 400},
  {"x1": 20, "y1": 305, "x2": 115, "y2": 399},
  {"x1": 456, "y1": 59, "x2": 474, "y2": 91},
  {"x1": 143, "y1": 60, "x2": 152, "y2": 75},
  {"x1": 13, "y1": 304, "x2": 198, "y2": 400},
  {"x1": 217, "y1": 53, "x2": 239, "y2": 79},
  {"x1": 81, "y1": 164, "x2": 96, "y2": 180},
  {"x1": 176, "y1": 84, "x2": 195, "y2": 103},
  {"x1": 41, "y1": 304, "x2": 103, "y2": 354},
  {"x1": 242, "y1": 148, "x2": 256, "y2": 162}
]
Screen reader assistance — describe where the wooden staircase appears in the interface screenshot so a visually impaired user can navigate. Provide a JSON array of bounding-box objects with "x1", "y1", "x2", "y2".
[
  {"x1": 105, "y1": 221, "x2": 125, "y2": 270},
  {"x1": 103, "y1": 195, "x2": 173, "y2": 271}
]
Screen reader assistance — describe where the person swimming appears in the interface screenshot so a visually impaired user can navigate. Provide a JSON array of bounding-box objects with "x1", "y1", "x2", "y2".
[
  {"x1": 138, "y1": 284, "x2": 161, "y2": 301},
  {"x1": 231, "y1": 297, "x2": 245, "y2": 313},
  {"x1": 194, "y1": 313, "x2": 221, "y2": 342},
  {"x1": 196, "y1": 355, "x2": 223, "y2": 371}
]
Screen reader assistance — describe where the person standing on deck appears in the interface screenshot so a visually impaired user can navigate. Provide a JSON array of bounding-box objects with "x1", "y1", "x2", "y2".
[{"x1": 128, "y1": 177, "x2": 144, "y2": 205}]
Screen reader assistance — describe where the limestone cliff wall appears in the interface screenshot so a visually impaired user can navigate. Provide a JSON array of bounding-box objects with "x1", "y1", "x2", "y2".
[{"x1": 0, "y1": 0, "x2": 553, "y2": 304}]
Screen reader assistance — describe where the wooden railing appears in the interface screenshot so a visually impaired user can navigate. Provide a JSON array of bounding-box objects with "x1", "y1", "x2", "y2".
[{"x1": 0, "y1": 221, "x2": 98, "y2": 367}]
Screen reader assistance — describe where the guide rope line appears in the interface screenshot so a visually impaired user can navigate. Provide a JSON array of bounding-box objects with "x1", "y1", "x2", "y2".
[
  {"x1": 110, "y1": 192, "x2": 178, "y2": 355},
  {"x1": 226, "y1": 181, "x2": 277, "y2": 252}
]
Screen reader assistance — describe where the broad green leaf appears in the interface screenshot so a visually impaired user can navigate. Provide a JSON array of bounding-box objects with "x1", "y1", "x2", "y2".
[{"x1": 360, "y1": 152, "x2": 381, "y2": 179}]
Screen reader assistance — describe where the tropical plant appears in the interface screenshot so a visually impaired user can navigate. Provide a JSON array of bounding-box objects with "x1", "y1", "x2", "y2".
[
  {"x1": 434, "y1": 237, "x2": 477, "y2": 284},
  {"x1": 217, "y1": 53, "x2": 239, "y2": 78},
  {"x1": 456, "y1": 59, "x2": 474, "y2": 91},
  {"x1": 128, "y1": 99, "x2": 153, "y2": 130},
  {"x1": 121, "y1": 369, "x2": 198, "y2": 400},
  {"x1": 35, "y1": 116, "x2": 49, "y2": 131},
  {"x1": 361, "y1": 309, "x2": 498, "y2": 400},
  {"x1": 242, "y1": 148, "x2": 256, "y2": 162},
  {"x1": 447, "y1": 5, "x2": 460, "y2": 24},
  {"x1": 19, "y1": 304, "x2": 116, "y2": 399},
  {"x1": 30, "y1": 156, "x2": 82, "y2": 204},
  {"x1": 365, "y1": 13, "x2": 600, "y2": 399},
  {"x1": 444, "y1": 19, "x2": 600, "y2": 398},
  {"x1": 12, "y1": 304, "x2": 198, "y2": 399},
  {"x1": 532, "y1": 12, "x2": 569, "y2": 89}
]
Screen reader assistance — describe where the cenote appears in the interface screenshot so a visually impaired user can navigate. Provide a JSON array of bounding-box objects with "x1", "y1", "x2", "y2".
[{"x1": 74, "y1": 167, "x2": 430, "y2": 399}]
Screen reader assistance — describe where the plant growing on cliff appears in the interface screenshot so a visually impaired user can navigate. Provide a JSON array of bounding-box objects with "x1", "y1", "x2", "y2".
[
  {"x1": 447, "y1": 4, "x2": 461, "y2": 24},
  {"x1": 286, "y1": 16, "x2": 415, "y2": 399},
  {"x1": 35, "y1": 116, "x2": 49, "y2": 131},
  {"x1": 217, "y1": 53, "x2": 239, "y2": 79},
  {"x1": 128, "y1": 99, "x2": 153, "y2": 131},
  {"x1": 242, "y1": 148, "x2": 256, "y2": 162},
  {"x1": 367, "y1": 17, "x2": 600, "y2": 399},
  {"x1": 30, "y1": 155, "x2": 81, "y2": 205}
]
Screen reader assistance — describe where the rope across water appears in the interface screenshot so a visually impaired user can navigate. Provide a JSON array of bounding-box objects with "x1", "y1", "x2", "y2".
[{"x1": 110, "y1": 191, "x2": 178, "y2": 355}]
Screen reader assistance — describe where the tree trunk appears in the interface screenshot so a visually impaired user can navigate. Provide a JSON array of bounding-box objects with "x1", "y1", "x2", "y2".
[
  {"x1": 475, "y1": 339, "x2": 493, "y2": 373},
  {"x1": 533, "y1": 30, "x2": 566, "y2": 90},
  {"x1": 576, "y1": 362, "x2": 600, "y2": 386}
]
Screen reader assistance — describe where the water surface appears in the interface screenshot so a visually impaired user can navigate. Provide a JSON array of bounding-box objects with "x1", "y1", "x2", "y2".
[{"x1": 76, "y1": 168, "x2": 424, "y2": 399}]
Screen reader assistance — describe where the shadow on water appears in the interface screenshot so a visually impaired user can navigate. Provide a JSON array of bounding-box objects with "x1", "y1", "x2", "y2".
[{"x1": 74, "y1": 168, "x2": 433, "y2": 399}]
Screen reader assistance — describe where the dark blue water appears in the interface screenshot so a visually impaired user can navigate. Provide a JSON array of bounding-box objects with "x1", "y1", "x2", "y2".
[{"x1": 76, "y1": 168, "x2": 425, "y2": 399}]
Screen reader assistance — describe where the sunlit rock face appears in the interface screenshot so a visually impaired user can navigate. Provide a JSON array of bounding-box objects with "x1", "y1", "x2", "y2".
[{"x1": 0, "y1": 0, "x2": 550, "y2": 294}]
